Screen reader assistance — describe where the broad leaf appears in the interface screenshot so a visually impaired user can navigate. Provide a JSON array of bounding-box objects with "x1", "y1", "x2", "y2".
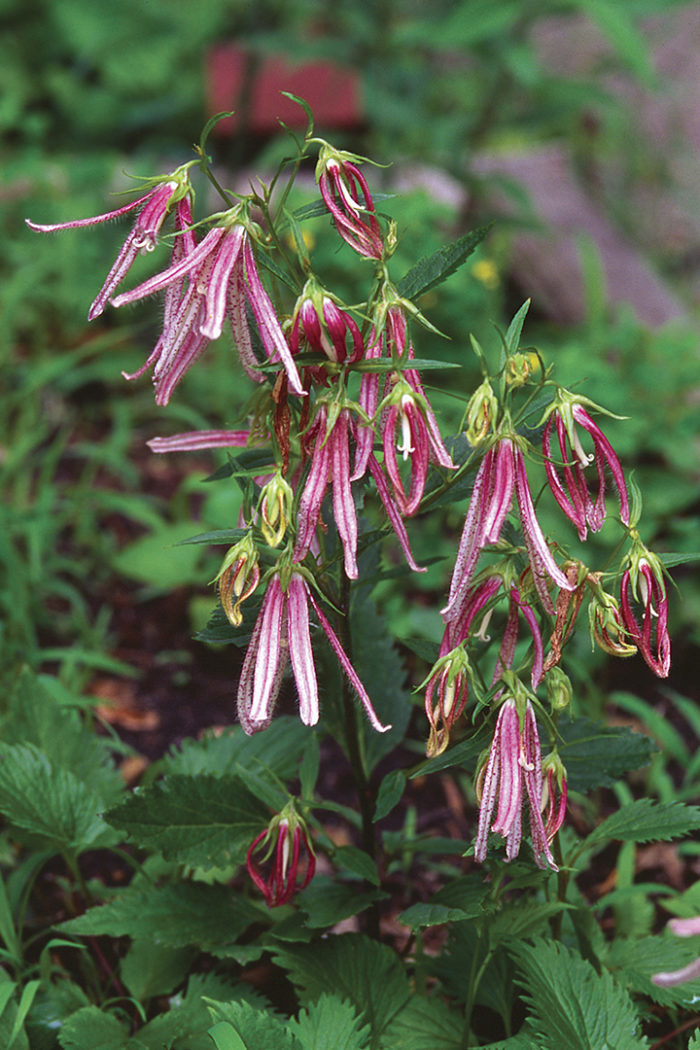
[
  {"x1": 380, "y1": 995, "x2": 462, "y2": 1050},
  {"x1": 289, "y1": 994, "x2": 370, "y2": 1050},
  {"x1": 606, "y1": 934, "x2": 700, "y2": 1008},
  {"x1": 57, "y1": 1006, "x2": 131, "y2": 1050},
  {"x1": 398, "y1": 903, "x2": 473, "y2": 931},
  {"x1": 59, "y1": 882, "x2": 260, "y2": 955},
  {"x1": 511, "y1": 939, "x2": 648, "y2": 1050},
  {"x1": 105, "y1": 774, "x2": 270, "y2": 868},
  {"x1": 557, "y1": 716, "x2": 655, "y2": 791},
  {"x1": 0, "y1": 744, "x2": 113, "y2": 854},
  {"x1": 205, "y1": 1000, "x2": 300, "y2": 1050},
  {"x1": 297, "y1": 878, "x2": 387, "y2": 929},
  {"x1": 397, "y1": 224, "x2": 492, "y2": 300},
  {"x1": 583, "y1": 800, "x2": 700, "y2": 851},
  {"x1": 120, "y1": 940, "x2": 194, "y2": 1001},
  {"x1": 274, "y1": 934, "x2": 411, "y2": 1042},
  {"x1": 162, "y1": 718, "x2": 310, "y2": 782},
  {"x1": 374, "y1": 771, "x2": 405, "y2": 822}
]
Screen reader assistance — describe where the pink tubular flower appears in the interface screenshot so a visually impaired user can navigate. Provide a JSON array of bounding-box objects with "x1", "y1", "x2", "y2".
[
  {"x1": 293, "y1": 404, "x2": 358, "y2": 579},
  {"x1": 147, "y1": 428, "x2": 250, "y2": 454},
  {"x1": 237, "y1": 571, "x2": 390, "y2": 735},
  {"x1": 318, "y1": 152, "x2": 384, "y2": 259},
  {"x1": 246, "y1": 809, "x2": 316, "y2": 907},
  {"x1": 26, "y1": 177, "x2": 186, "y2": 321},
  {"x1": 475, "y1": 697, "x2": 557, "y2": 871},
  {"x1": 652, "y1": 917, "x2": 700, "y2": 987},
  {"x1": 620, "y1": 554, "x2": 671, "y2": 677},
  {"x1": 543, "y1": 402, "x2": 629, "y2": 541},
  {"x1": 110, "y1": 217, "x2": 304, "y2": 404},
  {"x1": 443, "y1": 439, "x2": 575, "y2": 624}
]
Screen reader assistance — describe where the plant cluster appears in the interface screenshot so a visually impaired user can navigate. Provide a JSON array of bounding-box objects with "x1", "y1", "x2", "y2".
[{"x1": 1, "y1": 101, "x2": 699, "y2": 1048}]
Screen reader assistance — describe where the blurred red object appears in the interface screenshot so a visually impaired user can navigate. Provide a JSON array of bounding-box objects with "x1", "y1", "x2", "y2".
[{"x1": 207, "y1": 46, "x2": 363, "y2": 136}]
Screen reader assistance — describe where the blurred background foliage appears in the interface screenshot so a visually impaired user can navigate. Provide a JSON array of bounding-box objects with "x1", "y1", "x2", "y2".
[{"x1": 1, "y1": 0, "x2": 699, "y2": 739}]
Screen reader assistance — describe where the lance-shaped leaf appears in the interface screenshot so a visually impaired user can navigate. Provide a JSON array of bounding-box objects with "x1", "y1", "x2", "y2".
[{"x1": 397, "y1": 224, "x2": 493, "y2": 300}]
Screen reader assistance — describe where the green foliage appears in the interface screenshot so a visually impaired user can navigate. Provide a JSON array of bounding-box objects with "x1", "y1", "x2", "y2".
[
  {"x1": 606, "y1": 934, "x2": 700, "y2": 1008},
  {"x1": 206, "y1": 1001, "x2": 300, "y2": 1050},
  {"x1": 583, "y1": 800, "x2": 700, "y2": 851},
  {"x1": 397, "y1": 225, "x2": 493, "y2": 301},
  {"x1": 60, "y1": 881, "x2": 261, "y2": 955},
  {"x1": 557, "y1": 716, "x2": 656, "y2": 791},
  {"x1": 104, "y1": 775, "x2": 271, "y2": 868},
  {"x1": 289, "y1": 994, "x2": 370, "y2": 1050},
  {"x1": 512, "y1": 939, "x2": 649, "y2": 1050},
  {"x1": 296, "y1": 878, "x2": 386, "y2": 929},
  {"x1": 57, "y1": 1006, "x2": 131, "y2": 1050}
]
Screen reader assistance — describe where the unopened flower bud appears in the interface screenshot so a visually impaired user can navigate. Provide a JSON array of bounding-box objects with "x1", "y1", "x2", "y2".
[
  {"x1": 246, "y1": 803, "x2": 316, "y2": 907},
  {"x1": 545, "y1": 667, "x2": 572, "y2": 711},
  {"x1": 588, "y1": 587, "x2": 637, "y2": 658},
  {"x1": 423, "y1": 646, "x2": 470, "y2": 758},
  {"x1": 464, "y1": 379, "x2": 498, "y2": 447},
  {"x1": 216, "y1": 534, "x2": 260, "y2": 627},
  {"x1": 505, "y1": 353, "x2": 532, "y2": 388},
  {"x1": 540, "y1": 753, "x2": 567, "y2": 842},
  {"x1": 260, "y1": 473, "x2": 294, "y2": 548}
]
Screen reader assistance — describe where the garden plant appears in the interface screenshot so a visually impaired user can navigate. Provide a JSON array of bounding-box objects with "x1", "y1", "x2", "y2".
[{"x1": 2, "y1": 96, "x2": 700, "y2": 1049}]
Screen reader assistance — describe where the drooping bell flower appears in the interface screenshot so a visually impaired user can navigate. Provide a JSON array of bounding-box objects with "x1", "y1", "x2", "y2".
[
  {"x1": 293, "y1": 403, "x2": 358, "y2": 579},
  {"x1": 26, "y1": 169, "x2": 193, "y2": 322},
  {"x1": 474, "y1": 694, "x2": 557, "y2": 871},
  {"x1": 109, "y1": 211, "x2": 304, "y2": 403},
  {"x1": 620, "y1": 547, "x2": 670, "y2": 677},
  {"x1": 586, "y1": 573, "x2": 637, "y2": 660},
  {"x1": 543, "y1": 398, "x2": 629, "y2": 541},
  {"x1": 443, "y1": 438, "x2": 575, "y2": 624},
  {"x1": 317, "y1": 146, "x2": 384, "y2": 260},
  {"x1": 237, "y1": 570, "x2": 390, "y2": 735},
  {"x1": 246, "y1": 804, "x2": 316, "y2": 907}
]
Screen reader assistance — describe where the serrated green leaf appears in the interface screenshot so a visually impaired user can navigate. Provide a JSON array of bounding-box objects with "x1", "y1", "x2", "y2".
[
  {"x1": 687, "y1": 1029, "x2": 700, "y2": 1050},
  {"x1": 334, "y1": 846, "x2": 380, "y2": 886},
  {"x1": 206, "y1": 1000, "x2": 300, "y2": 1050},
  {"x1": 136, "y1": 974, "x2": 267, "y2": 1050},
  {"x1": 398, "y1": 903, "x2": 472, "y2": 931},
  {"x1": 397, "y1": 224, "x2": 492, "y2": 300},
  {"x1": 558, "y1": 716, "x2": 656, "y2": 791},
  {"x1": 274, "y1": 934, "x2": 411, "y2": 1041},
  {"x1": 488, "y1": 902, "x2": 571, "y2": 946},
  {"x1": 1, "y1": 668, "x2": 123, "y2": 808},
  {"x1": 57, "y1": 1006, "x2": 129, "y2": 1050},
  {"x1": 162, "y1": 718, "x2": 310, "y2": 782},
  {"x1": 606, "y1": 934, "x2": 700, "y2": 1008},
  {"x1": 104, "y1": 774, "x2": 270, "y2": 868},
  {"x1": 0, "y1": 744, "x2": 113, "y2": 853},
  {"x1": 374, "y1": 771, "x2": 405, "y2": 822},
  {"x1": 512, "y1": 939, "x2": 648, "y2": 1049},
  {"x1": 59, "y1": 882, "x2": 260, "y2": 955},
  {"x1": 583, "y1": 800, "x2": 700, "y2": 851},
  {"x1": 381, "y1": 995, "x2": 463, "y2": 1050},
  {"x1": 121, "y1": 939, "x2": 193, "y2": 1001},
  {"x1": 289, "y1": 994, "x2": 370, "y2": 1050},
  {"x1": 296, "y1": 877, "x2": 386, "y2": 929}
]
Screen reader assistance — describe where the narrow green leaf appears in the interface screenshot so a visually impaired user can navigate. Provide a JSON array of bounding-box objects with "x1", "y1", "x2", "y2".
[
  {"x1": 334, "y1": 846, "x2": 380, "y2": 886},
  {"x1": 397, "y1": 224, "x2": 493, "y2": 300},
  {"x1": 398, "y1": 903, "x2": 472, "y2": 931},
  {"x1": 175, "y1": 528, "x2": 247, "y2": 547},
  {"x1": 504, "y1": 299, "x2": 530, "y2": 354},
  {"x1": 374, "y1": 770, "x2": 405, "y2": 822},
  {"x1": 207, "y1": 1022, "x2": 248, "y2": 1050},
  {"x1": 299, "y1": 734, "x2": 320, "y2": 800},
  {"x1": 9, "y1": 980, "x2": 39, "y2": 1050}
]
